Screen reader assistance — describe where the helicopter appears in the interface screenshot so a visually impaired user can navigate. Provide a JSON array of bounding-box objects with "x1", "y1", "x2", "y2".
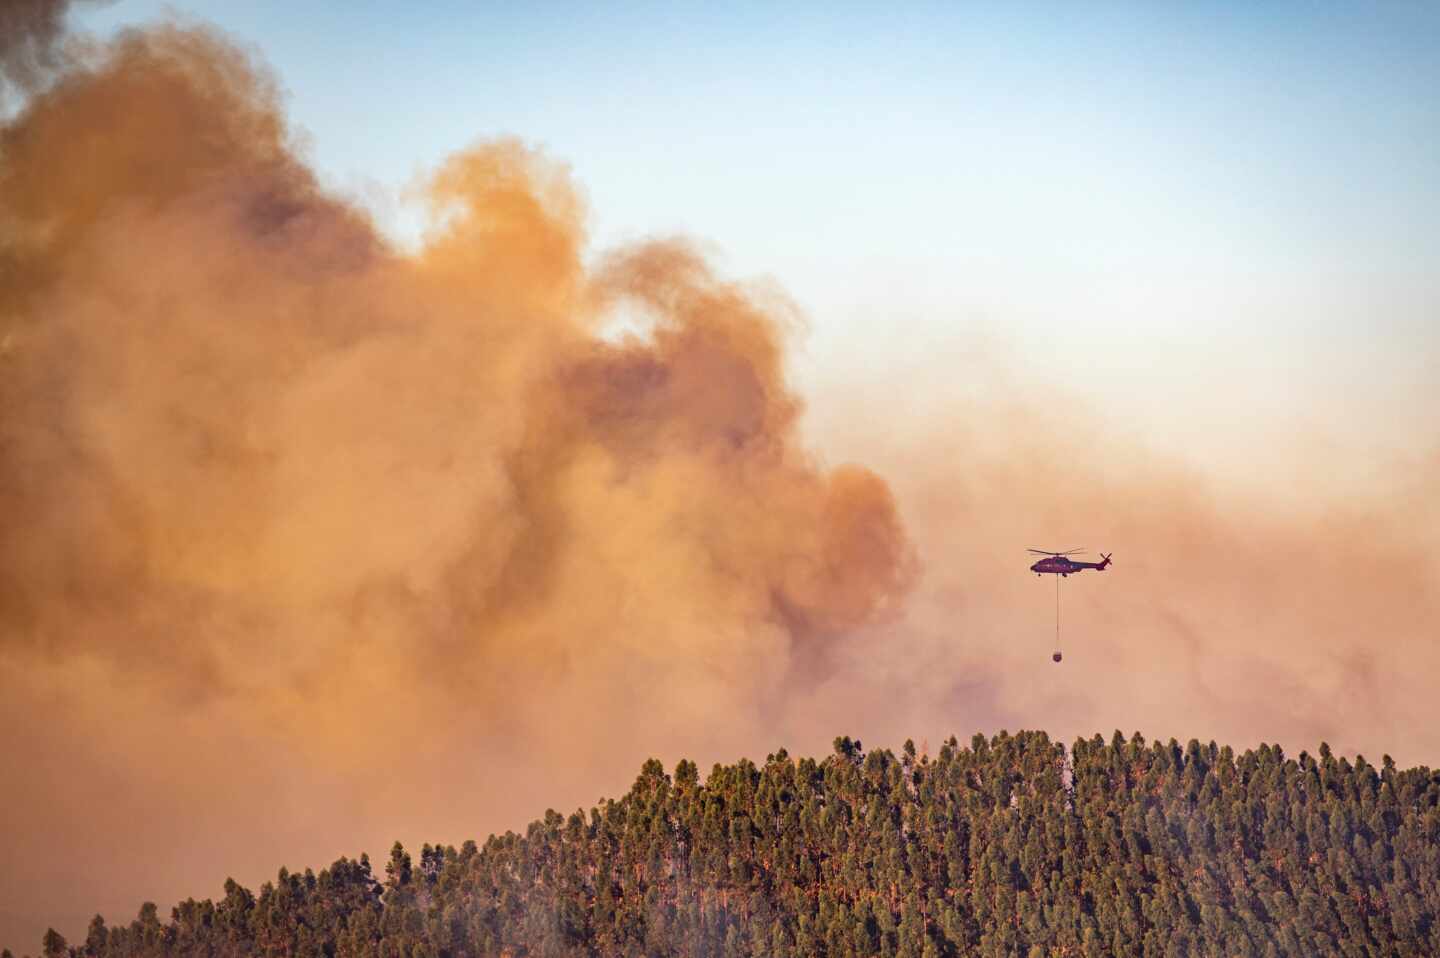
[{"x1": 1028, "y1": 549, "x2": 1112, "y2": 577}]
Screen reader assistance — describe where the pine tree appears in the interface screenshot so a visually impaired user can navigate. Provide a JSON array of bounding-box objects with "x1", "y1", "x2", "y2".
[
  {"x1": 35, "y1": 730, "x2": 1440, "y2": 958},
  {"x1": 40, "y1": 930, "x2": 65, "y2": 958}
]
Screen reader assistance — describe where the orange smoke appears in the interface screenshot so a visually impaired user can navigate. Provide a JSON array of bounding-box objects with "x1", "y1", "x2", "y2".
[
  {"x1": 807, "y1": 370, "x2": 1440, "y2": 767},
  {"x1": 0, "y1": 23, "x2": 914, "y2": 950}
]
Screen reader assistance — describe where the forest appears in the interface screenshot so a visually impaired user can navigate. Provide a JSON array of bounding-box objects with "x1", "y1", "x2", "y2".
[{"x1": 14, "y1": 730, "x2": 1440, "y2": 957}]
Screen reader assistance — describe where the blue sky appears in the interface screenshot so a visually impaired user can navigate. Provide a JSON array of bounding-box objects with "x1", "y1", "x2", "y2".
[{"x1": 78, "y1": 1, "x2": 1440, "y2": 482}]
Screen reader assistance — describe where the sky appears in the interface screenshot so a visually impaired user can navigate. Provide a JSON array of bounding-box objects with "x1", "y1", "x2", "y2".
[
  {"x1": 77, "y1": 0, "x2": 1440, "y2": 480},
  {"x1": 1, "y1": 1, "x2": 1437, "y2": 951}
]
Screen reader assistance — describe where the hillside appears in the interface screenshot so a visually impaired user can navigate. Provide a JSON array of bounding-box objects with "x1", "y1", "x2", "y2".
[{"x1": 18, "y1": 731, "x2": 1440, "y2": 958}]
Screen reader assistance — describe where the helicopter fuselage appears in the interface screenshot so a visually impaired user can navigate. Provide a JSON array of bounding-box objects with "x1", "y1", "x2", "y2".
[{"x1": 1030, "y1": 556, "x2": 1110, "y2": 576}]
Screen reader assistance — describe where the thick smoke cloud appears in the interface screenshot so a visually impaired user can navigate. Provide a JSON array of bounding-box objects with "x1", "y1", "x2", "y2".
[
  {"x1": 0, "y1": 23, "x2": 916, "y2": 948},
  {"x1": 2, "y1": 18, "x2": 1438, "y2": 954}
]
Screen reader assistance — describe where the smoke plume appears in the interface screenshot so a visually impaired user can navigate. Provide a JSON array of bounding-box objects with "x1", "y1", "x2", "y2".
[
  {"x1": 0, "y1": 22, "x2": 918, "y2": 947},
  {"x1": 2, "y1": 16, "x2": 1438, "y2": 954}
]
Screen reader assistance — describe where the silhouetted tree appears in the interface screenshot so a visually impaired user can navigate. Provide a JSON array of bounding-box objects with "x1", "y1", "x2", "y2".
[{"x1": 19, "y1": 730, "x2": 1440, "y2": 957}]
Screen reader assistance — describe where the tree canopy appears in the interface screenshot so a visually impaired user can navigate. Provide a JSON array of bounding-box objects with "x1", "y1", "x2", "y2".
[{"x1": 18, "y1": 730, "x2": 1440, "y2": 957}]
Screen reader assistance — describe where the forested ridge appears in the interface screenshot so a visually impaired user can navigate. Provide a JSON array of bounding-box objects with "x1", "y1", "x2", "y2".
[{"x1": 17, "y1": 730, "x2": 1440, "y2": 958}]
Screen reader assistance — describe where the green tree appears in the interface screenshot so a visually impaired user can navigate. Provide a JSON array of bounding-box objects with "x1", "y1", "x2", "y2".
[{"x1": 41, "y1": 929, "x2": 66, "y2": 958}]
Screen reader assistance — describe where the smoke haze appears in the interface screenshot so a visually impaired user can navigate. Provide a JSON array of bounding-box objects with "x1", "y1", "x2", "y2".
[{"x1": 1, "y1": 17, "x2": 1437, "y2": 952}]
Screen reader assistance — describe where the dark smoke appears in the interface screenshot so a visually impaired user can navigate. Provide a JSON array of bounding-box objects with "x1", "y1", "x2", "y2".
[{"x1": 0, "y1": 0, "x2": 107, "y2": 101}]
